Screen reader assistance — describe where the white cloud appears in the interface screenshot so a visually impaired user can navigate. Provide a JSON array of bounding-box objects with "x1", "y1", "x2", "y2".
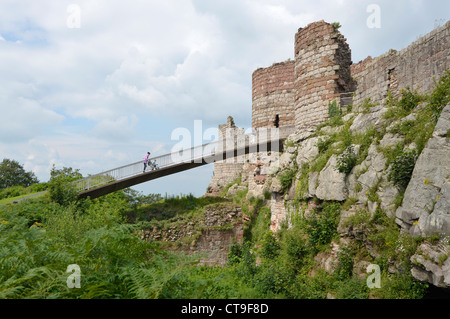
[
  {"x1": 0, "y1": 94, "x2": 65, "y2": 143},
  {"x1": 91, "y1": 115, "x2": 139, "y2": 142}
]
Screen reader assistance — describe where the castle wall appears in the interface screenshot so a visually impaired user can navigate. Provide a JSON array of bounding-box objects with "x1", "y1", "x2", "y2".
[
  {"x1": 351, "y1": 21, "x2": 450, "y2": 107},
  {"x1": 252, "y1": 60, "x2": 295, "y2": 129},
  {"x1": 206, "y1": 116, "x2": 245, "y2": 195},
  {"x1": 207, "y1": 19, "x2": 450, "y2": 199},
  {"x1": 294, "y1": 20, "x2": 354, "y2": 130}
]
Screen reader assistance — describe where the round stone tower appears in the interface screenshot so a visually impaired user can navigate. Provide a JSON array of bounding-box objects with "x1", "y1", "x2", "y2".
[{"x1": 294, "y1": 20, "x2": 354, "y2": 130}]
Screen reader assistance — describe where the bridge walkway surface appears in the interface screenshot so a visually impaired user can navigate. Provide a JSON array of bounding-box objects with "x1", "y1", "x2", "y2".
[
  {"x1": 74, "y1": 126, "x2": 295, "y2": 199},
  {"x1": 1, "y1": 126, "x2": 295, "y2": 203}
]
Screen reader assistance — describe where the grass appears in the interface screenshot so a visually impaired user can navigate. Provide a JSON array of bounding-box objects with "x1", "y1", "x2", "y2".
[{"x1": 0, "y1": 191, "x2": 47, "y2": 205}]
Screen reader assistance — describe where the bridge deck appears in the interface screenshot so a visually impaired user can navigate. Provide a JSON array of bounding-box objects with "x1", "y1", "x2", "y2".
[{"x1": 75, "y1": 126, "x2": 295, "y2": 199}]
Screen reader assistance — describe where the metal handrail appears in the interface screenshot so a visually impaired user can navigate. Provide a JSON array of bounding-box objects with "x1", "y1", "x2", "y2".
[{"x1": 71, "y1": 125, "x2": 295, "y2": 192}]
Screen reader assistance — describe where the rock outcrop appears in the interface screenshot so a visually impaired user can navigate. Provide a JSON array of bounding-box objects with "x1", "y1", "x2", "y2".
[
  {"x1": 395, "y1": 103, "x2": 450, "y2": 237},
  {"x1": 411, "y1": 241, "x2": 450, "y2": 289}
]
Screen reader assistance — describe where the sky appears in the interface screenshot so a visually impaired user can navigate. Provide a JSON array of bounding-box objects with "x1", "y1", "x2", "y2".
[{"x1": 0, "y1": 0, "x2": 448, "y2": 197}]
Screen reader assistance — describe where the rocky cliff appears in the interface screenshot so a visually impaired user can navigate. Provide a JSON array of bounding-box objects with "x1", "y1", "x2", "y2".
[{"x1": 218, "y1": 76, "x2": 450, "y2": 291}]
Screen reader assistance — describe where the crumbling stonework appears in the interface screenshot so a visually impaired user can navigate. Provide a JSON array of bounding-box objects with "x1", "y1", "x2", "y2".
[
  {"x1": 207, "y1": 116, "x2": 246, "y2": 195},
  {"x1": 208, "y1": 19, "x2": 450, "y2": 231},
  {"x1": 252, "y1": 60, "x2": 295, "y2": 129},
  {"x1": 294, "y1": 20, "x2": 354, "y2": 130},
  {"x1": 139, "y1": 203, "x2": 245, "y2": 266},
  {"x1": 250, "y1": 20, "x2": 449, "y2": 133}
]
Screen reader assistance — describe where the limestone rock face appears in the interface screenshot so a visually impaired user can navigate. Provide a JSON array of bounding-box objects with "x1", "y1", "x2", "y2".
[
  {"x1": 315, "y1": 155, "x2": 347, "y2": 201},
  {"x1": 410, "y1": 242, "x2": 450, "y2": 289},
  {"x1": 350, "y1": 105, "x2": 388, "y2": 133},
  {"x1": 395, "y1": 103, "x2": 450, "y2": 236},
  {"x1": 296, "y1": 136, "x2": 320, "y2": 169}
]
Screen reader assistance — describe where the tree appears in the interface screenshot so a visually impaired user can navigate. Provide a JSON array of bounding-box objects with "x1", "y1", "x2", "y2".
[
  {"x1": 49, "y1": 165, "x2": 83, "y2": 182},
  {"x1": 0, "y1": 158, "x2": 39, "y2": 189},
  {"x1": 48, "y1": 165, "x2": 83, "y2": 206}
]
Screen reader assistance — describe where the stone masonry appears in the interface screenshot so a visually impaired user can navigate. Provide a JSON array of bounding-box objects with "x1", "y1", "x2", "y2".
[
  {"x1": 252, "y1": 60, "x2": 295, "y2": 129},
  {"x1": 294, "y1": 20, "x2": 354, "y2": 130},
  {"x1": 209, "y1": 20, "x2": 449, "y2": 196},
  {"x1": 351, "y1": 21, "x2": 450, "y2": 107},
  {"x1": 206, "y1": 116, "x2": 246, "y2": 195}
]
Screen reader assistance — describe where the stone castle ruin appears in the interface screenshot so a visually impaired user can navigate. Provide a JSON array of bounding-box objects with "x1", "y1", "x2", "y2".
[{"x1": 207, "y1": 20, "x2": 450, "y2": 195}]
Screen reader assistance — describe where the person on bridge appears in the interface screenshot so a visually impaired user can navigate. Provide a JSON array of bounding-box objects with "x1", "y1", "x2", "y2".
[
  {"x1": 143, "y1": 152, "x2": 151, "y2": 172},
  {"x1": 151, "y1": 159, "x2": 159, "y2": 170}
]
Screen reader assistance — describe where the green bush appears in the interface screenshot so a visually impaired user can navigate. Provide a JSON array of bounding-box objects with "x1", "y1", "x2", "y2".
[
  {"x1": 282, "y1": 229, "x2": 309, "y2": 269},
  {"x1": 398, "y1": 87, "x2": 422, "y2": 111},
  {"x1": 372, "y1": 273, "x2": 428, "y2": 299},
  {"x1": 278, "y1": 169, "x2": 296, "y2": 194},
  {"x1": 388, "y1": 148, "x2": 418, "y2": 190},
  {"x1": 336, "y1": 145, "x2": 357, "y2": 175},
  {"x1": 304, "y1": 203, "x2": 341, "y2": 247},
  {"x1": 361, "y1": 98, "x2": 376, "y2": 111},
  {"x1": 253, "y1": 260, "x2": 292, "y2": 296},
  {"x1": 428, "y1": 70, "x2": 450, "y2": 120},
  {"x1": 328, "y1": 100, "x2": 341, "y2": 118},
  {"x1": 48, "y1": 177, "x2": 79, "y2": 206},
  {"x1": 47, "y1": 165, "x2": 83, "y2": 206},
  {"x1": 228, "y1": 241, "x2": 257, "y2": 280},
  {"x1": 334, "y1": 246, "x2": 354, "y2": 280},
  {"x1": 317, "y1": 137, "x2": 333, "y2": 153},
  {"x1": 261, "y1": 232, "x2": 280, "y2": 259},
  {"x1": 333, "y1": 277, "x2": 369, "y2": 299}
]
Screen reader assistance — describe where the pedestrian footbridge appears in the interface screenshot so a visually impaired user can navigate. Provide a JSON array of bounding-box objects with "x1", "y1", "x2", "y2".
[{"x1": 74, "y1": 126, "x2": 295, "y2": 199}]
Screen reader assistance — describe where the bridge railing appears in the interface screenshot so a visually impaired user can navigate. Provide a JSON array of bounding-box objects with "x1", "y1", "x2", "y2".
[{"x1": 71, "y1": 125, "x2": 295, "y2": 193}]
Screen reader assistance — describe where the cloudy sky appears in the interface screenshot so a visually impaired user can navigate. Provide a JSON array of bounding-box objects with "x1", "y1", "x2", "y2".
[{"x1": 0, "y1": 0, "x2": 448, "y2": 197}]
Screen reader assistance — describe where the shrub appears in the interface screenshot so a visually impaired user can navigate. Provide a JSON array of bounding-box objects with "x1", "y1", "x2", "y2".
[
  {"x1": 334, "y1": 246, "x2": 354, "y2": 280},
  {"x1": 317, "y1": 137, "x2": 333, "y2": 153},
  {"x1": 228, "y1": 241, "x2": 257, "y2": 279},
  {"x1": 336, "y1": 145, "x2": 357, "y2": 175},
  {"x1": 228, "y1": 241, "x2": 243, "y2": 265},
  {"x1": 48, "y1": 177, "x2": 79, "y2": 206},
  {"x1": 47, "y1": 165, "x2": 83, "y2": 206},
  {"x1": 253, "y1": 261, "x2": 292, "y2": 296},
  {"x1": 388, "y1": 148, "x2": 418, "y2": 190},
  {"x1": 398, "y1": 87, "x2": 421, "y2": 111},
  {"x1": 372, "y1": 273, "x2": 428, "y2": 299},
  {"x1": 278, "y1": 169, "x2": 296, "y2": 194},
  {"x1": 334, "y1": 277, "x2": 369, "y2": 299},
  {"x1": 304, "y1": 203, "x2": 341, "y2": 247},
  {"x1": 282, "y1": 229, "x2": 309, "y2": 269},
  {"x1": 428, "y1": 70, "x2": 450, "y2": 120},
  {"x1": 328, "y1": 100, "x2": 341, "y2": 118},
  {"x1": 361, "y1": 98, "x2": 375, "y2": 111},
  {"x1": 261, "y1": 232, "x2": 280, "y2": 259},
  {"x1": 331, "y1": 22, "x2": 342, "y2": 30}
]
